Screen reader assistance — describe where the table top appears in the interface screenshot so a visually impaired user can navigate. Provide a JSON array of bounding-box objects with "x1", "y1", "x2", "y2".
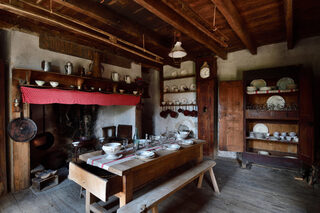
[{"x1": 79, "y1": 139, "x2": 206, "y2": 176}]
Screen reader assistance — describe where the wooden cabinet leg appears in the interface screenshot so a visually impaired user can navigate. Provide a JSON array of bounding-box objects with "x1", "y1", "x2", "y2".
[
  {"x1": 119, "y1": 174, "x2": 133, "y2": 207},
  {"x1": 209, "y1": 168, "x2": 220, "y2": 194},
  {"x1": 86, "y1": 190, "x2": 99, "y2": 213},
  {"x1": 197, "y1": 173, "x2": 204, "y2": 188},
  {"x1": 151, "y1": 205, "x2": 158, "y2": 213}
]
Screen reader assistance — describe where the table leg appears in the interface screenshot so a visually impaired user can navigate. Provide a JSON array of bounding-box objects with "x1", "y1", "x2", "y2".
[
  {"x1": 86, "y1": 190, "x2": 99, "y2": 213},
  {"x1": 197, "y1": 144, "x2": 203, "y2": 163},
  {"x1": 119, "y1": 174, "x2": 133, "y2": 207}
]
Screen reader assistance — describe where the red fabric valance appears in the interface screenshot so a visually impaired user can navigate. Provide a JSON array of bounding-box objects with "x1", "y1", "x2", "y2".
[{"x1": 20, "y1": 86, "x2": 140, "y2": 106}]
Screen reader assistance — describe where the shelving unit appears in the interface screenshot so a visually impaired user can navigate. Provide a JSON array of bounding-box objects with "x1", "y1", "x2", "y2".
[
  {"x1": 160, "y1": 67, "x2": 197, "y2": 107},
  {"x1": 13, "y1": 69, "x2": 143, "y2": 95},
  {"x1": 242, "y1": 65, "x2": 314, "y2": 168}
]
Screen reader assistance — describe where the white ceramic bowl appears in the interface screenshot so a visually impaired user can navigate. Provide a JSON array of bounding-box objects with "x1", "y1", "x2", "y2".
[
  {"x1": 286, "y1": 136, "x2": 292, "y2": 141},
  {"x1": 102, "y1": 143, "x2": 122, "y2": 154},
  {"x1": 259, "y1": 86, "x2": 271, "y2": 91},
  {"x1": 289, "y1": 132, "x2": 296, "y2": 137},
  {"x1": 133, "y1": 91, "x2": 138, "y2": 95},
  {"x1": 247, "y1": 86, "x2": 256, "y2": 92},
  {"x1": 35, "y1": 80, "x2": 45, "y2": 86},
  {"x1": 273, "y1": 132, "x2": 279, "y2": 137},
  {"x1": 281, "y1": 132, "x2": 287, "y2": 136},
  {"x1": 49, "y1": 81, "x2": 59, "y2": 87},
  {"x1": 253, "y1": 132, "x2": 265, "y2": 139},
  {"x1": 161, "y1": 101, "x2": 166, "y2": 105},
  {"x1": 119, "y1": 89, "x2": 125, "y2": 94},
  {"x1": 177, "y1": 131, "x2": 189, "y2": 139}
]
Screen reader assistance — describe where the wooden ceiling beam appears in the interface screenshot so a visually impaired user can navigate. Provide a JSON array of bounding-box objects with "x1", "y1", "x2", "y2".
[
  {"x1": 0, "y1": 1, "x2": 164, "y2": 65},
  {"x1": 51, "y1": 0, "x2": 170, "y2": 55},
  {"x1": 211, "y1": 0, "x2": 257, "y2": 55},
  {"x1": 134, "y1": 0, "x2": 227, "y2": 59},
  {"x1": 284, "y1": 0, "x2": 294, "y2": 49},
  {"x1": 161, "y1": 0, "x2": 228, "y2": 48}
]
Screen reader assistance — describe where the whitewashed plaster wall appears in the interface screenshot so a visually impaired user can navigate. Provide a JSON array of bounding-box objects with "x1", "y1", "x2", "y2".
[
  {"x1": 217, "y1": 36, "x2": 320, "y2": 81},
  {"x1": 7, "y1": 30, "x2": 141, "y2": 138},
  {"x1": 154, "y1": 61, "x2": 198, "y2": 136},
  {"x1": 216, "y1": 36, "x2": 320, "y2": 158}
]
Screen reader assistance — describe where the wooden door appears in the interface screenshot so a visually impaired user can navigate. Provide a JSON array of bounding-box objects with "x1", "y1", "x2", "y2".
[
  {"x1": 299, "y1": 70, "x2": 314, "y2": 165},
  {"x1": 0, "y1": 61, "x2": 7, "y2": 195},
  {"x1": 196, "y1": 56, "x2": 217, "y2": 157},
  {"x1": 218, "y1": 81, "x2": 244, "y2": 152}
]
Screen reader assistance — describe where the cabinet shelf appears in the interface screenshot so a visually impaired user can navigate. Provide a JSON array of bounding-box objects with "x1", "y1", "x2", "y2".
[
  {"x1": 246, "y1": 137, "x2": 298, "y2": 145},
  {"x1": 246, "y1": 89, "x2": 299, "y2": 95},
  {"x1": 160, "y1": 104, "x2": 197, "y2": 107},
  {"x1": 164, "y1": 91, "x2": 196, "y2": 94},
  {"x1": 163, "y1": 74, "x2": 195, "y2": 81},
  {"x1": 245, "y1": 110, "x2": 299, "y2": 120}
]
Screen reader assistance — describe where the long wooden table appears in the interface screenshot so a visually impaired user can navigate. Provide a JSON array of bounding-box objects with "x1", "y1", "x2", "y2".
[{"x1": 69, "y1": 140, "x2": 205, "y2": 212}]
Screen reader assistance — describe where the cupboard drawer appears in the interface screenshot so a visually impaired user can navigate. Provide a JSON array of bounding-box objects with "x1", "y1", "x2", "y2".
[{"x1": 68, "y1": 162, "x2": 122, "y2": 202}]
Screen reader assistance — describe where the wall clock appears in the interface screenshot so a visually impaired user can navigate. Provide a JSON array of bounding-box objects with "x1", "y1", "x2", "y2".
[{"x1": 200, "y1": 61, "x2": 210, "y2": 79}]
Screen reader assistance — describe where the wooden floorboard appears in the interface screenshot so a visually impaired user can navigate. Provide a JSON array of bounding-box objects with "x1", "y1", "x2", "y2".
[{"x1": 0, "y1": 158, "x2": 319, "y2": 213}]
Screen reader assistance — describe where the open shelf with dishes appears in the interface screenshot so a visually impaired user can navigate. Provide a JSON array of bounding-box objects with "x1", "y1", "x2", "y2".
[
  {"x1": 242, "y1": 65, "x2": 314, "y2": 168},
  {"x1": 160, "y1": 65, "x2": 197, "y2": 112}
]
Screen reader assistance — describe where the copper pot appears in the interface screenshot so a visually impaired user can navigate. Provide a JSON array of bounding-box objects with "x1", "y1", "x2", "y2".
[{"x1": 31, "y1": 132, "x2": 54, "y2": 150}]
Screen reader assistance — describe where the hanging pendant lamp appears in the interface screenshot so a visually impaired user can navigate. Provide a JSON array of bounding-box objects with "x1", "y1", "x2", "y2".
[{"x1": 168, "y1": 41, "x2": 187, "y2": 58}]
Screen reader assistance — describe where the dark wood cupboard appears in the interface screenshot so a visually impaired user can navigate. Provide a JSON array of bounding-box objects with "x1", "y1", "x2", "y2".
[{"x1": 219, "y1": 65, "x2": 314, "y2": 168}]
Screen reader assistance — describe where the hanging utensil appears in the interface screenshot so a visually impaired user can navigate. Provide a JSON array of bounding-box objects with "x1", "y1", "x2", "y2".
[{"x1": 8, "y1": 102, "x2": 37, "y2": 142}]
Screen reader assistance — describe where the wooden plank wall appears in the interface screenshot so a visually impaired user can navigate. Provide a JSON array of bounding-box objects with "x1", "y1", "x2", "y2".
[{"x1": 0, "y1": 60, "x2": 7, "y2": 195}]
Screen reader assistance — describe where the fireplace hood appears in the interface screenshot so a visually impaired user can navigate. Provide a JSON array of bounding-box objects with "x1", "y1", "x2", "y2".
[{"x1": 20, "y1": 86, "x2": 140, "y2": 106}]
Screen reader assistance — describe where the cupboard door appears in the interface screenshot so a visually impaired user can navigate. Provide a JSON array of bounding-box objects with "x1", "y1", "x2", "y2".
[
  {"x1": 197, "y1": 79, "x2": 216, "y2": 156},
  {"x1": 196, "y1": 56, "x2": 217, "y2": 157},
  {"x1": 299, "y1": 70, "x2": 314, "y2": 165},
  {"x1": 218, "y1": 81, "x2": 244, "y2": 152}
]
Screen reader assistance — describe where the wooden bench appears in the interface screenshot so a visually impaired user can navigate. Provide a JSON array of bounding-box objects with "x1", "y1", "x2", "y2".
[{"x1": 116, "y1": 160, "x2": 219, "y2": 213}]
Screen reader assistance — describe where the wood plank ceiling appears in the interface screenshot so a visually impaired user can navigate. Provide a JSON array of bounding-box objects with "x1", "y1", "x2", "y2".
[{"x1": 0, "y1": 0, "x2": 319, "y2": 66}]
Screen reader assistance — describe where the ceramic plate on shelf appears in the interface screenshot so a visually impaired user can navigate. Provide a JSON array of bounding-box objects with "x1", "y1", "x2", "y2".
[
  {"x1": 253, "y1": 123, "x2": 268, "y2": 133},
  {"x1": 250, "y1": 79, "x2": 266, "y2": 89},
  {"x1": 190, "y1": 84, "x2": 196, "y2": 91},
  {"x1": 277, "y1": 77, "x2": 294, "y2": 90},
  {"x1": 267, "y1": 95, "x2": 285, "y2": 110},
  {"x1": 171, "y1": 70, "x2": 177, "y2": 77}
]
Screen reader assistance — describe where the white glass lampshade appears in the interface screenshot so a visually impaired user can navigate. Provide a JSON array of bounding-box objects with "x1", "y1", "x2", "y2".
[{"x1": 168, "y1": 41, "x2": 187, "y2": 58}]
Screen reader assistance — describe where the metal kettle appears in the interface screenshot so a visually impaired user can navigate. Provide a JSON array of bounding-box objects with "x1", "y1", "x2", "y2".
[{"x1": 65, "y1": 61, "x2": 73, "y2": 75}]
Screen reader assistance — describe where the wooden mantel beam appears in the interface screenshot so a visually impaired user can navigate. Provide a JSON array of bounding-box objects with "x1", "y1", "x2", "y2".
[
  {"x1": 284, "y1": 0, "x2": 294, "y2": 49},
  {"x1": 134, "y1": 0, "x2": 227, "y2": 59},
  {"x1": 211, "y1": 0, "x2": 257, "y2": 55}
]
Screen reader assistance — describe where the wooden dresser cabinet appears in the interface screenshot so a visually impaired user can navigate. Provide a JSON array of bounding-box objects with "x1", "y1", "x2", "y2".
[{"x1": 219, "y1": 66, "x2": 314, "y2": 168}]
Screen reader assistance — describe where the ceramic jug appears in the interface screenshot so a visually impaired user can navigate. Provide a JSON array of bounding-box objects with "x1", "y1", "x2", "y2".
[
  {"x1": 65, "y1": 62, "x2": 73, "y2": 75},
  {"x1": 41, "y1": 61, "x2": 51, "y2": 72},
  {"x1": 125, "y1": 75, "x2": 131, "y2": 84},
  {"x1": 112, "y1": 72, "x2": 119, "y2": 82}
]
